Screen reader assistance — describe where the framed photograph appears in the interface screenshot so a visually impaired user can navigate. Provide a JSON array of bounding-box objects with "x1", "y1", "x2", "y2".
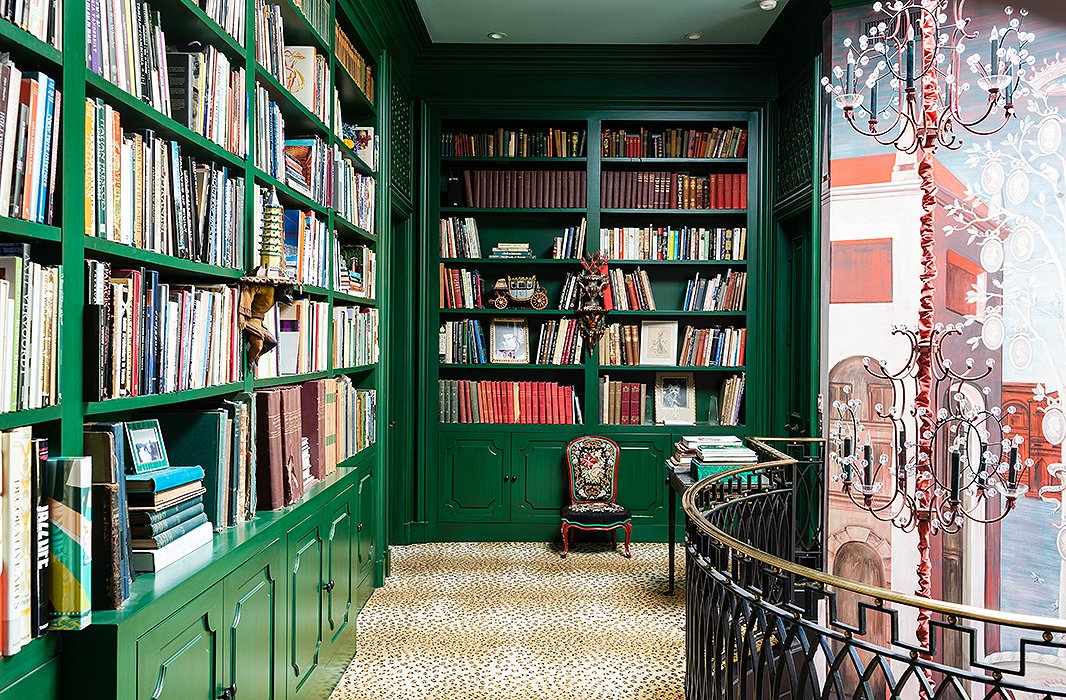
[
  {"x1": 124, "y1": 419, "x2": 170, "y2": 473},
  {"x1": 655, "y1": 372, "x2": 696, "y2": 425},
  {"x1": 640, "y1": 320, "x2": 678, "y2": 366},
  {"x1": 490, "y1": 318, "x2": 529, "y2": 364}
]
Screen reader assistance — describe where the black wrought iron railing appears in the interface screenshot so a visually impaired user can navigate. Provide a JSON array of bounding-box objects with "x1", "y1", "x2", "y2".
[{"x1": 682, "y1": 437, "x2": 1066, "y2": 700}]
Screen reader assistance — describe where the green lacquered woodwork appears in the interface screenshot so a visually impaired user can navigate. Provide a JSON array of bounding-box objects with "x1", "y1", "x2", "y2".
[
  {"x1": 222, "y1": 543, "x2": 284, "y2": 700},
  {"x1": 136, "y1": 587, "x2": 224, "y2": 700},
  {"x1": 323, "y1": 496, "x2": 356, "y2": 653},
  {"x1": 0, "y1": 657, "x2": 59, "y2": 699},
  {"x1": 286, "y1": 511, "x2": 325, "y2": 699},
  {"x1": 510, "y1": 434, "x2": 574, "y2": 525},
  {"x1": 356, "y1": 467, "x2": 376, "y2": 581},
  {"x1": 436, "y1": 433, "x2": 510, "y2": 523}
]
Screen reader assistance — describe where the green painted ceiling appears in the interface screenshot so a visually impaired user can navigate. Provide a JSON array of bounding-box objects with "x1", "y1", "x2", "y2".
[{"x1": 413, "y1": 0, "x2": 791, "y2": 44}]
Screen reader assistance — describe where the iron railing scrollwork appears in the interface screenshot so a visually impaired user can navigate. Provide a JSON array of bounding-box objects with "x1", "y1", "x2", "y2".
[{"x1": 682, "y1": 437, "x2": 1066, "y2": 700}]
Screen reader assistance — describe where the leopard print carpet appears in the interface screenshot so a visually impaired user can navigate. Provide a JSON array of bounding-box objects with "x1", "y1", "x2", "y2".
[{"x1": 330, "y1": 541, "x2": 686, "y2": 700}]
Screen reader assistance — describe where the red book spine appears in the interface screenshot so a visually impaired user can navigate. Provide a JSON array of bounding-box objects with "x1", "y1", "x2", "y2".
[
  {"x1": 564, "y1": 386, "x2": 574, "y2": 424},
  {"x1": 535, "y1": 382, "x2": 544, "y2": 424},
  {"x1": 740, "y1": 173, "x2": 748, "y2": 209},
  {"x1": 458, "y1": 380, "x2": 468, "y2": 423}
]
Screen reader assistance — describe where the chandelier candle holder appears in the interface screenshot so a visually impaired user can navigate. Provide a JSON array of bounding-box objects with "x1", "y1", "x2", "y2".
[{"x1": 825, "y1": 0, "x2": 1037, "y2": 678}]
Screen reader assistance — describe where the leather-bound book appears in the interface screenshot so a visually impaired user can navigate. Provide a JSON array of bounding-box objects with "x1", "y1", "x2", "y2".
[
  {"x1": 255, "y1": 388, "x2": 285, "y2": 511},
  {"x1": 300, "y1": 379, "x2": 327, "y2": 479}
]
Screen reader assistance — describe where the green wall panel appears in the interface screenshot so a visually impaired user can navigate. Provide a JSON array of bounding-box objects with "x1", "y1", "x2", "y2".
[
  {"x1": 222, "y1": 544, "x2": 283, "y2": 700},
  {"x1": 511, "y1": 434, "x2": 577, "y2": 525},
  {"x1": 136, "y1": 588, "x2": 223, "y2": 700},
  {"x1": 437, "y1": 433, "x2": 511, "y2": 523}
]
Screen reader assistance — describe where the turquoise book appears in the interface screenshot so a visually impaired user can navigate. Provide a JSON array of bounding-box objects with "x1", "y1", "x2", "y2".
[
  {"x1": 47, "y1": 456, "x2": 92, "y2": 631},
  {"x1": 125, "y1": 465, "x2": 206, "y2": 493},
  {"x1": 156, "y1": 412, "x2": 229, "y2": 531}
]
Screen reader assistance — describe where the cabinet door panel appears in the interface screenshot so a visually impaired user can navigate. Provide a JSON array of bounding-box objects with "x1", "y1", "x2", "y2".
[
  {"x1": 223, "y1": 541, "x2": 282, "y2": 700},
  {"x1": 286, "y1": 517, "x2": 324, "y2": 698},
  {"x1": 511, "y1": 435, "x2": 572, "y2": 524},
  {"x1": 613, "y1": 435, "x2": 670, "y2": 520},
  {"x1": 324, "y1": 494, "x2": 355, "y2": 654},
  {"x1": 137, "y1": 587, "x2": 223, "y2": 700},
  {"x1": 356, "y1": 468, "x2": 375, "y2": 581},
  {"x1": 437, "y1": 433, "x2": 510, "y2": 523}
]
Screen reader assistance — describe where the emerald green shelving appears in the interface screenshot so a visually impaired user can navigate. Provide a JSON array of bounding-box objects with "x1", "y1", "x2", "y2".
[
  {"x1": 0, "y1": 217, "x2": 62, "y2": 242},
  {"x1": 83, "y1": 382, "x2": 248, "y2": 415},
  {"x1": 83, "y1": 237, "x2": 246, "y2": 279},
  {"x1": 0, "y1": 404, "x2": 62, "y2": 430}
]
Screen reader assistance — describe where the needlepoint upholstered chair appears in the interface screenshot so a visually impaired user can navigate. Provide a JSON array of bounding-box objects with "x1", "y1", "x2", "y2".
[{"x1": 560, "y1": 435, "x2": 632, "y2": 558}]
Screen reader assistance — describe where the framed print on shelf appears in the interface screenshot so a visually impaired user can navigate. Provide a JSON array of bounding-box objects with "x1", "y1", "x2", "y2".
[
  {"x1": 655, "y1": 372, "x2": 695, "y2": 425},
  {"x1": 490, "y1": 318, "x2": 530, "y2": 364},
  {"x1": 124, "y1": 419, "x2": 170, "y2": 473},
  {"x1": 640, "y1": 320, "x2": 678, "y2": 366}
]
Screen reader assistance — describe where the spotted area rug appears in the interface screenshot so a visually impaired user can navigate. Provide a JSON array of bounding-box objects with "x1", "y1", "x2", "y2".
[{"x1": 330, "y1": 541, "x2": 685, "y2": 700}]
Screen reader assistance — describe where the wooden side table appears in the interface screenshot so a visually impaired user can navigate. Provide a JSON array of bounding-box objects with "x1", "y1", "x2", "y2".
[{"x1": 666, "y1": 465, "x2": 696, "y2": 594}]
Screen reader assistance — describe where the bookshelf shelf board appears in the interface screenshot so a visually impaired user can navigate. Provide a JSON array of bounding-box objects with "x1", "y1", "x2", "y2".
[
  {"x1": 292, "y1": 284, "x2": 331, "y2": 298},
  {"x1": 437, "y1": 422, "x2": 583, "y2": 430},
  {"x1": 438, "y1": 308, "x2": 574, "y2": 316},
  {"x1": 334, "y1": 215, "x2": 375, "y2": 242},
  {"x1": 608, "y1": 310, "x2": 747, "y2": 317},
  {"x1": 598, "y1": 365, "x2": 746, "y2": 372},
  {"x1": 439, "y1": 363, "x2": 584, "y2": 371},
  {"x1": 333, "y1": 364, "x2": 377, "y2": 374},
  {"x1": 0, "y1": 404, "x2": 61, "y2": 430},
  {"x1": 600, "y1": 157, "x2": 747, "y2": 165},
  {"x1": 334, "y1": 64, "x2": 377, "y2": 118},
  {"x1": 254, "y1": 169, "x2": 330, "y2": 217},
  {"x1": 0, "y1": 217, "x2": 62, "y2": 242},
  {"x1": 170, "y1": 0, "x2": 245, "y2": 60},
  {"x1": 601, "y1": 208, "x2": 747, "y2": 216},
  {"x1": 278, "y1": 0, "x2": 330, "y2": 53},
  {"x1": 440, "y1": 207, "x2": 587, "y2": 215},
  {"x1": 336, "y1": 443, "x2": 377, "y2": 470},
  {"x1": 86, "y1": 73, "x2": 247, "y2": 172},
  {"x1": 253, "y1": 370, "x2": 330, "y2": 389},
  {"x1": 84, "y1": 382, "x2": 246, "y2": 415},
  {"x1": 441, "y1": 258, "x2": 578, "y2": 265},
  {"x1": 0, "y1": 19, "x2": 62, "y2": 67},
  {"x1": 254, "y1": 64, "x2": 330, "y2": 137},
  {"x1": 334, "y1": 291, "x2": 376, "y2": 306},
  {"x1": 334, "y1": 139, "x2": 376, "y2": 176},
  {"x1": 606, "y1": 259, "x2": 747, "y2": 267},
  {"x1": 440, "y1": 156, "x2": 587, "y2": 164},
  {"x1": 597, "y1": 423, "x2": 745, "y2": 433},
  {"x1": 84, "y1": 237, "x2": 245, "y2": 279}
]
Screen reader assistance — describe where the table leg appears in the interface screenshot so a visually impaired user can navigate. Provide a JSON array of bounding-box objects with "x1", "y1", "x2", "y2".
[{"x1": 668, "y1": 477, "x2": 676, "y2": 594}]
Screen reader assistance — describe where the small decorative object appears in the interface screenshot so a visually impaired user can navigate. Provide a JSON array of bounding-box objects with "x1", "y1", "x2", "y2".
[
  {"x1": 491, "y1": 275, "x2": 548, "y2": 310},
  {"x1": 252, "y1": 189, "x2": 290, "y2": 280},
  {"x1": 240, "y1": 188, "x2": 296, "y2": 363},
  {"x1": 639, "y1": 320, "x2": 678, "y2": 366},
  {"x1": 490, "y1": 318, "x2": 530, "y2": 364},
  {"x1": 655, "y1": 372, "x2": 695, "y2": 425},
  {"x1": 124, "y1": 420, "x2": 169, "y2": 473},
  {"x1": 574, "y1": 252, "x2": 609, "y2": 352}
]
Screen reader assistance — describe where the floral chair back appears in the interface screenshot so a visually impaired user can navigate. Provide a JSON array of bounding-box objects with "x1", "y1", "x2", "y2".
[{"x1": 566, "y1": 436, "x2": 620, "y2": 504}]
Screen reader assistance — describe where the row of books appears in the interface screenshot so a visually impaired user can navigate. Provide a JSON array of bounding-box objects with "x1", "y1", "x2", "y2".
[
  {"x1": 333, "y1": 306, "x2": 378, "y2": 368},
  {"x1": 293, "y1": 0, "x2": 329, "y2": 46},
  {"x1": 87, "y1": 99, "x2": 246, "y2": 269},
  {"x1": 439, "y1": 217, "x2": 481, "y2": 259},
  {"x1": 0, "y1": 430, "x2": 89, "y2": 651},
  {"x1": 454, "y1": 169, "x2": 588, "y2": 209},
  {"x1": 283, "y1": 209, "x2": 329, "y2": 287},
  {"x1": 607, "y1": 268, "x2": 656, "y2": 311},
  {"x1": 335, "y1": 21, "x2": 374, "y2": 105},
  {"x1": 438, "y1": 318, "x2": 485, "y2": 365},
  {"x1": 601, "y1": 126, "x2": 747, "y2": 159},
  {"x1": 682, "y1": 271, "x2": 747, "y2": 312},
  {"x1": 717, "y1": 374, "x2": 745, "y2": 427},
  {"x1": 535, "y1": 318, "x2": 584, "y2": 365},
  {"x1": 200, "y1": 0, "x2": 244, "y2": 44},
  {"x1": 168, "y1": 45, "x2": 246, "y2": 156},
  {"x1": 489, "y1": 242, "x2": 532, "y2": 259},
  {"x1": 85, "y1": 262, "x2": 242, "y2": 399},
  {"x1": 598, "y1": 323, "x2": 640, "y2": 367},
  {"x1": 333, "y1": 149, "x2": 375, "y2": 231},
  {"x1": 552, "y1": 219, "x2": 586, "y2": 259},
  {"x1": 599, "y1": 378, "x2": 647, "y2": 426},
  {"x1": 438, "y1": 379, "x2": 581, "y2": 425},
  {"x1": 335, "y1": 242, "x2": 375, "y2": 299},
  {"x1": 601, "y1": 171, "x2": 748, "y2": 210},
  {"x1": 254, "y1": 82, "x2": 286, "y2": 179},
  {"x1": 441, "y1": 127, "x2": 587, "y2": 158},
  {"x1": 283, "y1": 45, "x2": 330, "y2": 125},
  {"x1": 0, "y1": 244, "x2": 58, "y2": 411},
  {"x1": 88, "y1": 0, "x2": 172, "y2": 116},
  {"x1": 255, "y1": 0, "x2": 287, "y2": 85},
  {"x1": 670, "y1": 435, "x2": 756, "y2": 477},
  {"x1": 679, "y1": 326, "x2": 746, "y2": 367},
  {"x1": 0, "y1": 61, "x2": 59, "y2": 225},
  {"x1": 285, "y1": 136, "x2": 329, "y2": 205},
  {"x1": 255, "y1": 297, "x2": 328, "y2": 378},
  {"x1": 599, "y1": 226, "x2": 747, "y2": 262},
  {"x1": 3, "y1": 0, "x2": 61, "y2": 47},
  {"x1": 439, "y1": 266, "x2": 484, "y2": 309}
]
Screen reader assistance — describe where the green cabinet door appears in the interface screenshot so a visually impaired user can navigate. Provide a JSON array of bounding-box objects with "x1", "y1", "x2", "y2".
[
  {"x1": 511, "y1": 434, "x2": 576, "y2": 524},
  {"x1": 323, "y1": 491, "x2": 356, "y2": 656},
  {"x1": 136, "y1": 586, "x2": 224, "y2": 700},
  {"x1": 286, "y1": 515, "x2": 325, "y2": 699},
  {"x1": 437, "y1": 432, "x2": 510, "y2": 523},
  {"x1": 222, "y1": 540, "x2": 283, "y2": 700},
  {"x1": 356, "y1": 467, "x2": 375, "y2": 581},
  {"x1": 613, "y1": 434, "x2": 671, "y2": 522}
]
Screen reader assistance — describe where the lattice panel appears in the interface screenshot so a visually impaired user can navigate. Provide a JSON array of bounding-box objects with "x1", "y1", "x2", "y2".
[
  {"x1": 390, "y1": 81, "x2": 414, "y2": 198},
  {"x1": 776, "y1": 69, "x2": 815, "y2": 203}
]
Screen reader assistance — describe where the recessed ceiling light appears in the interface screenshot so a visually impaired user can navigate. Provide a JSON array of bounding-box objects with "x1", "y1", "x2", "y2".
[
  {"x1": 487, "y1": 32, "x2": 507, "y2": 40},
  {"x1": 685, "y1": 32, "x2": 703, "y2": 40},
  {"x1": 759, "y1": 0, "x2": 778, "y2": 10}
]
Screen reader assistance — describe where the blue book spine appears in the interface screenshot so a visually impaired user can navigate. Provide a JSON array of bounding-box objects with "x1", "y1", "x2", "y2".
[
  {"x1": 126, "y1": 465, "x2": 205, "y2": 492},
  {"x1": 34, "y1": 75, "x2": 54, "y2": 224},
  {"x1": 144, "y1": 270, "x2": 159, "y2": 395}
]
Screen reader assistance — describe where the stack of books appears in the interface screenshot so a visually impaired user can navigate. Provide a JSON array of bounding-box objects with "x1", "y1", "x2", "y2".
[
  {"x1": 534, "y1": 319, "x2": 583, "y2": 365},
  {"x1": 333, "y1": 148, "x2": 375, "y2": 231},
  {"x1": 0, "y1": 244, "x2": 60, "y2": 411},
  {"x1": 683, "y1": 271, "x2": 747, "y2": 312},
  {"x1": 718, "y1": 374, "x2": 745, "y2": 427},
  {"x1": 335, "y1": 243, "x2": 376, "y2": 298},
  {"x1": 489, "y1": 242, "x2": 533, "y2": 259},
  {"x1": 199, "y1": 0, "x2": 244, "y2": 44},
  {"x1": 254, "y1": 0, "x2": 285, "y2": 83},
  {"x1": 601, "y1": 126, "x2": 747, "y2": 159},
  {"x1": 600, "y1": 171, "x2": 747, "y2": 210},
  {"x1": 333, "y1": 306, "x2": 379, "y2": 368},
  {"x1": 599, "y1": 377, "x2": 647, "y2": 426},
  {"x1": 598, "y1": 323, "x2": 640, "y2": 366},
  {"x1": 283, "y1": 209, "x2": 329, "y2": 286},
  {"x1": 284, "y1": 137, "x2": 329, "y2": 206},
  {"x1": 167, "y1": 45, "x2": 247, "y2": 156},
  {"x1": 255, "y1": 297, "x2": 329, "y2": 378},
  {"x1": 439, "y1": 266, "x2": 484, "y2": 309},
  {"x1": 684, "y1": 436, "x2": 757, "y2": 480},
  {"x1": 607, "y1": 268, "x2": 655, "y2": 311},
  {"x1": 0, "y1": 60, "x2": 61, "y2": 225},
  {"x1": 600, "y1": 225, "x2": 747, "y2": 261},
  {"x1": 552, "y1": 219, "x2": 586, "y2": 259},
  {"x1": 334, "y1": 22, "x2": 374, "y2": 104},
  {"x1": 678, "y1": 325, "x2": 746, "y2": 367},
  {"x1": 87, "y1": 0, "x2": 172, "y2": 115},
  {"x1": 457, "y1": 168, "x2": 587, "y2": 209},
  {"x1": 439, "y1": 380, "x2": 581, "y2": 424},
  {"x1": 254, "y1": 83, "x2": 286, "y2": 180},
  {"x1": 441, "y1": 127, "x2": 586, "y2": 158},
  {"x1": 439, "y1": 217, "x2": 482, "y2": 258},
  {"x1": 126, "y1": 465, "x2": 212, "y2": 573},
  {"x1": 438, "y1": 318, "x2": 486, "y2": 364}
]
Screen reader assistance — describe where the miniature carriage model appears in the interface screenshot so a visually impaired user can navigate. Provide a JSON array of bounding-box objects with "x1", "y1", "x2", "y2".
[{"x1": 492, "y1": 276, "x2": 548, "y2": 310}]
